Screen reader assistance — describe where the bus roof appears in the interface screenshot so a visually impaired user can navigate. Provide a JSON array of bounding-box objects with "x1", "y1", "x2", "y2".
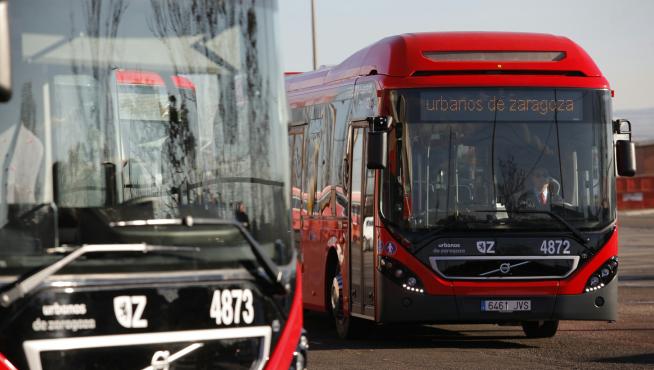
[{"x1": 286, "y1": 32, "x2": 606, "y2": 92}]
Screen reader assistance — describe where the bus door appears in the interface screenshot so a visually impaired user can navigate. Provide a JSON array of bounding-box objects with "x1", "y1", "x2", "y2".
[
  {"x1": 362, "y1": 149, "x2": 376, "y2": 315},
  {"x1": 349, "y1": 123, "x2": 375, "y2": 317}
]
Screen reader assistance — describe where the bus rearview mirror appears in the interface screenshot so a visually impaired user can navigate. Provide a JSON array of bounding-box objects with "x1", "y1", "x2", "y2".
[
  {"x1": 367, "y1": 130, "x2": 387, "y2": 169},
  {"x1": 616, "y1": 140, "x2": 636, "y2": 177},
  {"x1": 0, "y1": 0, "x2": 10, "y2": 102},
  {"x1": 613, "y1": 119, "x2": 632, "y2": 136}
]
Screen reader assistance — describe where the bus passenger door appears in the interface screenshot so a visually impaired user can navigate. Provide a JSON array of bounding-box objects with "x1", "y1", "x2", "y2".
[
  {"x1": 362, "y1": 160, "x2": 376, "y2": 316},
  {"x1": 349, "y1": 125, "x2": 366, "y2": 315}
]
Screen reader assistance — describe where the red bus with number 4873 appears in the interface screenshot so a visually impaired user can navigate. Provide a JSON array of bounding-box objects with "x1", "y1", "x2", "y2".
[
  {"x1": 0, "y1": 1, "x2": 307, "y2": 369},
  {"x1": 287, "y1": 32, "x2": 636, "y2": 339}
]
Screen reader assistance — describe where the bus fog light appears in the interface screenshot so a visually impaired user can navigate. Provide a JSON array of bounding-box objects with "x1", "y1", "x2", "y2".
[
  {"x1": 407, "y1": 277, "x2": 417, "y2": 287},
  {"x1": 394, "y1": 269, "x2": 404, "y2": 278},
  {"x1": 595, "y1": 296, "x2": 605, "y2": 307},
  {"x1": 600, "y1": 268, "x2": 610, "y2": 278}
]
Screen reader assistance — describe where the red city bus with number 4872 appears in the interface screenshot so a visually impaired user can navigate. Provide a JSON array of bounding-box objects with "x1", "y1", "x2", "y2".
[{"x1": 287, "y1": 32, "x2": 636, "y2": 339}]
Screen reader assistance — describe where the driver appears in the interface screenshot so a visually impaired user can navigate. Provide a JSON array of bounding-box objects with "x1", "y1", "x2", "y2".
[{"x1": 518, "y1": 168, "x2": 561, "y2": 209}]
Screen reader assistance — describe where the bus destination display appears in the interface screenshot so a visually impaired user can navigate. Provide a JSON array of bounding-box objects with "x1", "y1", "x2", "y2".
[{"x1": 419, "y1": 89, "x2": 584, "y2": 122}]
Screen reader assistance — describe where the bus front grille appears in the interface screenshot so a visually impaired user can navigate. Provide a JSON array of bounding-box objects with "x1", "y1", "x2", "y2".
[{"x1": 428, "y1": 256, "x2": 580, "y2": 280}]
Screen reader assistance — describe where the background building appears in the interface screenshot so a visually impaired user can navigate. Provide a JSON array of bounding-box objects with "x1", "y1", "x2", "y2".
[{"x1": 617, "y1": 141, "x2": 654, "y2": 210}]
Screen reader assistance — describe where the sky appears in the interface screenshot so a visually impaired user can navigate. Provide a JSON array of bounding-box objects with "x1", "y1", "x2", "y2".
[{"x1": 279, "y1": 0, "x2": 654, "y2": 111}]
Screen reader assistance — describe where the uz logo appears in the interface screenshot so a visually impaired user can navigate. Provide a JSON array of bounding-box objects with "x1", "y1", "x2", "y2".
[
  {"x1": 476, "y1": 241, "x2": 495, "y2": 254},
  {"x1": 113, "y1": 295, "x2": 148, "y2": 328}
]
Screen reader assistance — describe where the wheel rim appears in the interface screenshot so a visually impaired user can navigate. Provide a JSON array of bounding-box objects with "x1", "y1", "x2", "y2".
[{"x1": 330, "y1": 269, "x2": 344, "y2": 320}]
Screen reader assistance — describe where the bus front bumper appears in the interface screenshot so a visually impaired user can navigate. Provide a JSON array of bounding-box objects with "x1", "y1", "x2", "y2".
[{"x1": 377, "y1": 274, "x2": 617, "y2": 323}]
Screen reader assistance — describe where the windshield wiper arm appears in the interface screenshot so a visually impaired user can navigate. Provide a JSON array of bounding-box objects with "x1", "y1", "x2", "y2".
[
  {"x1": 511, "y1": 209, "x2": 594, "y2": 254},
  {"x1": 188, "y1": 217, "x2": 287, "y2": 293},
  {"x1": 112, "y1": 217, "x2": 288, "y2": 294},
  {"x1": 0, "y1": 243, "x2": 199, "y2": 308},
  {"x1": 111, "y1": 216, "x2": 290, "y2": 293}
]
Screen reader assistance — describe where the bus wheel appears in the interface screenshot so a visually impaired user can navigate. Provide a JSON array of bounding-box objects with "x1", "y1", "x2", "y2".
[
  {"x1": 327, "y1": 262, "x2": 366, "y2": 339},
  {"x1": 328, "y1": 262, "x2": 349, "y2": 338},
  {"x1": 521, "y1": 320, "x2": 559, "y2": 338}
]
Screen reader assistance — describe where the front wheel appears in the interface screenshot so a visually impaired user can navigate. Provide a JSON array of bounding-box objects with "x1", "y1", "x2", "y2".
[
  {"x1": 328, "y1": 262, "x2": 367, "y2": 339},
  {"x1": 521, "y1": 320, "x2": 559, "y2": 338}
]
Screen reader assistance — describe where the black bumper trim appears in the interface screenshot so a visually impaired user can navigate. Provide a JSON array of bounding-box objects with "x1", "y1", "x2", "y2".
[{"x1": 376, "y1": 273, "x2": 617, "y2": 323}]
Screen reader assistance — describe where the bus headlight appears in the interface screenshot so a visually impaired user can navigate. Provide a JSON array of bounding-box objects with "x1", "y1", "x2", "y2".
[
  {"x1": 588, "y1": 275, "x2": 601, "y2": 288},
  {"x1": 585, "y1": 256, "x2": 618, "y2": 293},
  {"x1": 379, "y1": 256, "x2": 424, "y2": 294}
]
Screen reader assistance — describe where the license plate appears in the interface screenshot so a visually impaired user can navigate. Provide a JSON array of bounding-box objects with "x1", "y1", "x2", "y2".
[{"x1": 481, "y1": 300, "x2": 531, "y2": 312}]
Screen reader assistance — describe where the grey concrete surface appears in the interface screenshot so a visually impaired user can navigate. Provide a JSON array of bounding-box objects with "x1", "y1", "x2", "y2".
[{"x1": 305, "y1": 213, "x2": 654, "y2": 369}]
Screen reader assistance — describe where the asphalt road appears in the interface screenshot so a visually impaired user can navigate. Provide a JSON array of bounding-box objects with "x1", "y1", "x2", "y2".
[{"x1": 305, "y1": 213, "x2": 654, "y2": 369}]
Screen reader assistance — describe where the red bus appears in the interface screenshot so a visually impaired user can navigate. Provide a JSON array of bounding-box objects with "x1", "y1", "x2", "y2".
[
  {"x1": 0, "y1": 1, "x2": 306, "y2": 369},
  {"x1": 287, "y1": 32, "x2": 635, "y2": 339}
]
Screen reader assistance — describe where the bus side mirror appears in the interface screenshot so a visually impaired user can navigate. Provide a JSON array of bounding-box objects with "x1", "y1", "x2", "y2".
[
  {"x1": 367, "y1": 130, "x2": 387, "y2": 169},
  {"x1": 366, "y1": 116, "x2": 389, "y2": 169},
  {"x1": 0, "y1": 0, "x2": 10, "y2": 102},
  {"x1": 613, "y1": 119, "x2": 632, "y2": 137},
  {"x1": 616, "y1": 140, "x2": 636, "y2": 177},
  {"x1": 613, "y1": 119, "x2": 636, "y2": 177}
]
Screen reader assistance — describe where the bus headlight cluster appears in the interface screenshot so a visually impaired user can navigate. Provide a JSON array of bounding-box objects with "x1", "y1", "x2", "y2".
[
  {"x1": 379, "y1": 256, "x2": 424, "y2": 294},
  {"x1": 585, "y1": 256, "x2": 618, "y2": 293}
]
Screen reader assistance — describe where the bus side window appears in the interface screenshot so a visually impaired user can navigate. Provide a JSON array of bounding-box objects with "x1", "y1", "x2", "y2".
[
  {"x1": 289, "y1": 125, "x2": 305, "y2": 231},
  {"x1": 304, "y1": 116, "x2": 321, "y2": 216},
  {"x1": 52, "y1": 75, "x2": 105, "y2": 207},
  {"x1": 318, "y1": 105, "x2": 334, "y2": 215}
]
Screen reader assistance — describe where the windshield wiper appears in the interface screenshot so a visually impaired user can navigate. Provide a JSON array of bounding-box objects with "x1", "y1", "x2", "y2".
[
  {"x1": 1, "y1": 217, "x2": 290, "y2": 307},
  {"x1": 111, "y1": 217, "x2": 288, "y2": 294},
  {"x1": 511, "y1": 209, "x2": 595, "y2": 255},
  {"x1": 0, "y1": 243, "x2": 199, "y2": 307},
  {"x1": 187, "y1": 217, "x2": 288, "y2": 294}
]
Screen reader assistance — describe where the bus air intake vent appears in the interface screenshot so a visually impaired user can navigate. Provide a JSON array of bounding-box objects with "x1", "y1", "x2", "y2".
[
  {"x1": 423, "y1": 51, "x2": 566, "y2": 62},
  {"x1": 428, "y1": 256, "x2": 580, "y2": 280}
]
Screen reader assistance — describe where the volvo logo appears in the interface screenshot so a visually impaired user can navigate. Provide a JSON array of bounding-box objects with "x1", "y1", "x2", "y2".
[
  {"x1": 479, "y1": 260, "x2": 531, "y2": 277},
  {"x1": 151, "y1": 351, "x2": 171, "y2": 370},
  {"x1": 144, "y1": 343, "x2": 204, "y2": 370}
]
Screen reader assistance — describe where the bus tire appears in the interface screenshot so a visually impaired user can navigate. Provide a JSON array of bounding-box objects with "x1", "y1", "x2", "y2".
[
  {"x1": 521, "y1": 320, "x2": 559, "y2": 338},
  {"x1": 327, "y1": 261, "x2": 367, "y2": 339}
]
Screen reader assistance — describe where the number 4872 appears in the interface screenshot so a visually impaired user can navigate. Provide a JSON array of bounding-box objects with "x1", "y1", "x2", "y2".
[{"x1": 540, "y1": 240, "x2": 571, "y2": 255}]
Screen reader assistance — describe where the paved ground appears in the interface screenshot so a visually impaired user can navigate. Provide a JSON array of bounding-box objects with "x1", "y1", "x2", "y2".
[{"x1": 305, "y1": 213, "x2": 654, "y2": 369}]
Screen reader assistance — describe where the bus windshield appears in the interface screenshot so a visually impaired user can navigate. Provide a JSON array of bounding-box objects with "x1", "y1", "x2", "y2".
[
  {"x1": 0, "y1": 0, "x2": 291, "y2": 273},
  {"x1": 381, "y1": 88, "x2": 615, "y2": 235}
]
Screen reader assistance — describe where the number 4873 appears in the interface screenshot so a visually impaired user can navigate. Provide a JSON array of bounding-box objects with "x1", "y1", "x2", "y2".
[{"x1": 209, "y1": 289, "x2": 255, "y2": 326}]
